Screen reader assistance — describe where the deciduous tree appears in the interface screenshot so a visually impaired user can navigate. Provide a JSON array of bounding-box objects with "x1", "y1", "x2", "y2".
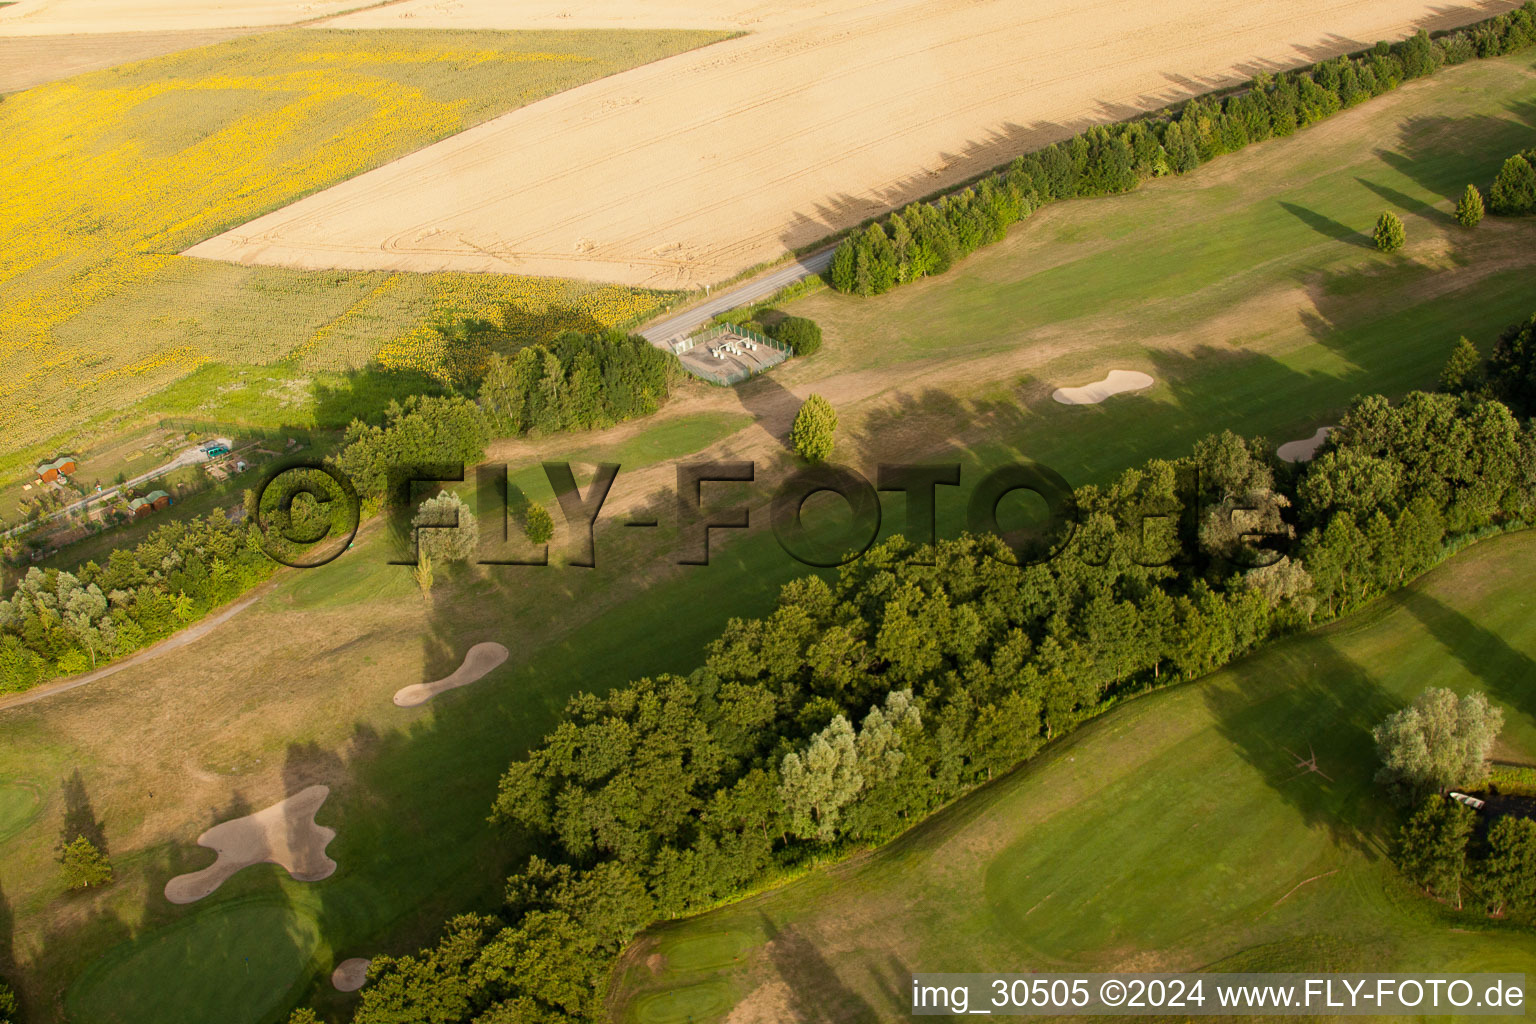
[
  {"x1": 1397, "y1": 796, "x2": 1474, "y2": 907},
  {"x1": 1373, "y1": 688, "x2": 1503, "y2": 802},
  {"x1": 790, "y1": 394, "x2": 837, "y2": 463}
]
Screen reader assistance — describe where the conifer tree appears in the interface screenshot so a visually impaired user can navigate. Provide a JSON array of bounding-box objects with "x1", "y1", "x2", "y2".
[
  {"x1": 1374, "y1": 210, "x2": 1406, "y2": 252},
  {"x1": 1455, "y1": 183, "x2": 1485, "y2": 227}
]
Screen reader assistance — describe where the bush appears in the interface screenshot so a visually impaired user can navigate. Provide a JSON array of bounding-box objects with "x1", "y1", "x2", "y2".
[
  {"x1": 771, "y1": 315, "x2": 822, "y2": 356},
  {"x1": 522, "y1": 502, "x2": 554, "y2": 545},
  {"x1": 1489, "y1": 152, "x2": 1536, "y2": 215},
  {"x1": 413, "y1": 491, "x2": 478, "y2": 565},
  {"x1": 60, "y1": 835, "x2": 112, "y2": 889},
  {"x1": 0, "y1": 980, "x2": 17, "y2": 1024},
  {"x1": 789, "y1": 394, "x2": 837, "y2": 463},
  {"x1": 1455, "y1": 183, "x2": 1485, "y2": 227},
  {"x1": 1374, "y1": 210, "x2": 1406, "y2": 252}
]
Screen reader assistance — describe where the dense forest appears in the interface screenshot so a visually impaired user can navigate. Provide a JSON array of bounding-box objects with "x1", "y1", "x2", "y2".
[
  {"x1": 828, "y1": 4, "x2": 1536, "y2": 296},
  {"x1": 340, "y1": 317, "x2": 1536, "y2": 1023}
]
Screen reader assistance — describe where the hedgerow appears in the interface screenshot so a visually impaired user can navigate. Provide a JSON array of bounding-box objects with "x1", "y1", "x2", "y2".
[{"x1": 829, "y1": 4, "x2": 1536, "y2": 296}]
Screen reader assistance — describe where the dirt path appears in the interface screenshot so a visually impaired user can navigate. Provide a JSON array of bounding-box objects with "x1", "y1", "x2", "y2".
[
  {"x1": 0, "y1": 583, "x2": 270, "y2": 712},
  {"x1": 187, "y1": 0, "x2": 1518, "y2": 288}
]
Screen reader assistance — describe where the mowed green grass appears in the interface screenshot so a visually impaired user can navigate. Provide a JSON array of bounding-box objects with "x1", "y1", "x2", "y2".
[
  {"x1": 3, "y1": 51, "x2": 1535, "y2": 1024},
  {"x1": 0, "y1": 780, "x2": 41, "y2": 843},
  {"x1": 66, "y1": 897, "x2": 325, "y2": 1024},
  {"x1": 785, "y1": 53, "x2": 1536, "y2": 473},
  {"x1": 613, "y1": 531, "x2": 1536, "y2": 1023}
]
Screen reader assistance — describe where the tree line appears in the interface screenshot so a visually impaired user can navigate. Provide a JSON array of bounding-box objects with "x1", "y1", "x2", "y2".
[
  {"x1": 340, "y1": 361, "x2": 1536, "y2": 1021},
  {"x1": 828, "y1": 5, "x2": 1536, "y2": 296},
  {"x1": 0, "y1": 330, "x2": 679, "y2": 696},
  {"x1": 0, "y1": 512, "x2": 277, "y2": 693}
]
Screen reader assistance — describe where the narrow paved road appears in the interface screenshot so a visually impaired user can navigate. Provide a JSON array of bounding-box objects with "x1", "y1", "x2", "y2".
[{"x1": 638, "y1": 246, "x2": 835, "y2": 348}]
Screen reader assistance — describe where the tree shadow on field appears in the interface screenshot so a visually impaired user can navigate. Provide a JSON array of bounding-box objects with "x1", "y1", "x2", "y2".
[
  {"x1": 1376, "y1": 103, "x2": 1536, "y2": 204},
  {"x1": 1200, "y1": 634, "x2": 1394, "y2": 859},
  {"x1": 759, "y1": 912, "x2": 881, "y2": 1024},
  {"x1": 735, "y1": 372, "x2": 802, "y2": 453},
  {"x1": 311, "y1": 366, "x2": 445, "y2": 430},
  {"x1": 1354, "y1": 175, "x2": 1457, "y2": 227},
  {"x1": 1278, "y1": 202, "x2": 1374, "y2": 249},
  {"x1": 1390, "y1": 586, "x2": 1536, "y2": 727},
  {"x1": 59, "y1": 769, "x2": 107, "y2": 854}
]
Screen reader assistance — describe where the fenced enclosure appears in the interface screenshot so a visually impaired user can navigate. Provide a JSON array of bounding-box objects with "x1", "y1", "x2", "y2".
[{"x1": 672, "y1": 324, "x2": 791, "y2": 385}]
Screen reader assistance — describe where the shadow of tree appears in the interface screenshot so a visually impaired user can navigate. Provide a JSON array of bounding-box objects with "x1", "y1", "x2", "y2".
[
  {"x1": 759, "y1": 912, "x2": 881, "y2": 1024},
  {"x1": 1278, "y1": 201, "x2": 1374, "y2": 248},
  {"x1": 58, "y1": 769, "x2": 106, "y2": 854},
  {"x1": 1200, "y1": 630, "x2": 1394, "y2": 860},
  {"x1": 1355, "y1": 175, "x2": 1458, "y2": 226},
  {"x1": 1390, "y1": 586, "x2": 1536, "y2": 725}
]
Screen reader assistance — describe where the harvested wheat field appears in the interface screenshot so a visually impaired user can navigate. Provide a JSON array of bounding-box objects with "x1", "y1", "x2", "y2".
[
  {"x1": 0, "y1": 0, "x2": 356, "y2": 34},
  {"x1": 0, "y1": 28, "x2": 258, "y2": 92},
  {"x1": 189, "y1": 0, "x2": 1521, "y2": 289}
]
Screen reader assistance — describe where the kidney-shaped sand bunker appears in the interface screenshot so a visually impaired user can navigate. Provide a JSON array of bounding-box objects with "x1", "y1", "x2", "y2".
[
  {"x1": 393, "y1": 642, "x2": 510, "y2": 707},
  {"x1": 1051, "y1": 370, "x2": 1154, "y2": 405}
]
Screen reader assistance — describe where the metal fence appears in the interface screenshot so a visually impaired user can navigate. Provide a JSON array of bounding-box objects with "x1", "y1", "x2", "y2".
[{"x1": 674, "y1": 324, "x2": 792, "y2": 386}]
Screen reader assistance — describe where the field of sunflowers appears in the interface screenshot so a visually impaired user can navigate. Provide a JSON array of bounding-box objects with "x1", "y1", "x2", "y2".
[{"x1": 0, "y1": 27, "x2": 721, "y2": 474}]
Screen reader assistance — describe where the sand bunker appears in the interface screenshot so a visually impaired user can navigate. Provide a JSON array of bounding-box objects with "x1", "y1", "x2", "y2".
[
  {"x1": 1052, "y1": 370, "x2": 1154, "y2": 405},
  {"x1": 187, "y1": 0, "x2": 1505, "y2": 289},
  {"x1": 1277, "y1": 426, "x2": 1336, "y2": 463},
  {"x1": 332, "y1": 958, "x2": 371, "y2": 992},
  {"x1": 393, "y1": 642, "x2": 509, "y2": 707},
  {"x1": 163, "y1": 785, "x2": 336, "y2": 904}
]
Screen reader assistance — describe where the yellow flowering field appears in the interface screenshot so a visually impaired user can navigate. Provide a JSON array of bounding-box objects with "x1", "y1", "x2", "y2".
[{"x1": 0, "y1": 27, "x2": 719, "y2": 466}]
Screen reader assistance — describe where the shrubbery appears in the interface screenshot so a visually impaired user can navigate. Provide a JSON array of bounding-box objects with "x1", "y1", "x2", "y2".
[
  {"x1": 477, "y1": 330, "x2": 677, "y2": 438},
  {"x1": 1489, "y1": 149, "x2": 1536, "y2": 215},
  {"x1": 769, "y1": 315, "x2": 822, "y2": 356},
  {"x1": 829, "y1": 7, "x2": 1536, "y2": 295}
]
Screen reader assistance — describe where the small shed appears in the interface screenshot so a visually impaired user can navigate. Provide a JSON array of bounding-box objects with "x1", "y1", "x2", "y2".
[
  {"x1": 36, "y1": 456, "x2": 77, "y2": 482},
  {"x1": 129, "y1": 490, "x2": 172, "y2": 518}
]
